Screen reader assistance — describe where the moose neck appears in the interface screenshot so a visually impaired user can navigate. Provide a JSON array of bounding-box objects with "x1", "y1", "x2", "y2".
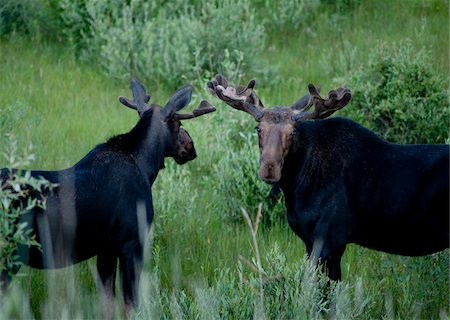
[
  {"x1": 278, "y1": 122, "x2": 315, "y2": 193},
  {"x1": 280, "y1": 120, "x2": 350, "y2": 195},
  {"x1": 131, "y1": 111, "x2": 168, "y2": 185}
]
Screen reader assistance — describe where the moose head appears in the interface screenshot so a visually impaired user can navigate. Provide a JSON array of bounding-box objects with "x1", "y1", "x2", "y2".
[
  {"x1": 119, "y1": 78, "x2": 216, "y2": 165},
  {"x1": 208, "y1": 75, "x2": 352, "y2": 183}
]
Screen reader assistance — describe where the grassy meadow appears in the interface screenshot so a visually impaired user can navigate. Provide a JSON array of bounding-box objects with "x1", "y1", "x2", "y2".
[{"x1": 0, "y1": 0, "x2": 449, "y2": 319}]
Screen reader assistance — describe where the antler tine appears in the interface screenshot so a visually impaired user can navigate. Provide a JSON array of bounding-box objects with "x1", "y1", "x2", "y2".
[
  {"x1": 293, "y1": 84, "x2": 352, "y2": 122},
  {"x1": 118, "y1": 93, "x2": 150, "y2": 111},
  {"x1": 131, "y1": 78, "x2": 149, "y2": 108},
  {"x1": 119, "y1": 96, "x2": 138, "y2": 110},
  {"x1": 207, "y1": 74, "x2": 265, "y2": 121},
  {"x1": 175, "y1": 100, "x2": 216, "y2": 120},
  {"x1": 236, "y1": 79, "x2": 255, "y2": 94},
  {"x1": 308, "y1": 83, "x2": 322, "y2": 99},
  {"x1": 216, "y1": 74, "x2": 228, "y2": 88},
  {"x1": 118, "y1": 78, "x2": 152, "y2": 116},
  {"x1": 235, "y1": 79, "x2": 265, "y2": 109}
]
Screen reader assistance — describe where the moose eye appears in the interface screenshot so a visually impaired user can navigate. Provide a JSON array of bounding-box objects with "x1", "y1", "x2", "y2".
[
  {"x1": 255, "y1": 126, "x2": 261, "y2": 133},
  {"x1": 290, "y1": 130, "x2": 297, "y2": 136}
]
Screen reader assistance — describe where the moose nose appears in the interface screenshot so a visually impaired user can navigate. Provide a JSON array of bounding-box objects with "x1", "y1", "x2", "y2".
[
  {"x1": 261, "y1": 176, "x2": 279, "y2": 184},
  {"x1": 188, "y1": 150, "x2": 197, "y2": 160},
  {"x1": 259, "y1": 161, "x2": 281, "y2": 184},
  {"x1": 175, "y1": 150, "x2": 196, "y2": 164}
]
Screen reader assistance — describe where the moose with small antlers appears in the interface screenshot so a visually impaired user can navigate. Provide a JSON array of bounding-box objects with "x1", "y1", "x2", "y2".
[
  {"x1": 208, "y1": 75, "x2": 449, "y2": 281},
  {"x1": 0, "y1": 79, "x2": 215, "y2": 316}
]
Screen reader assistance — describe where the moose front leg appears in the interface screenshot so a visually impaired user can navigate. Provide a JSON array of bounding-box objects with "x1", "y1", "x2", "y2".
[
  {"x1": 306, "y1": 208, "x2": 348, "y2": 281},
  {"x1": 321, "y1": 247, "x2": 345, "y2": 281},
  {"x1": 119, "y1": 244, "x2": 143, "y2": 318},
  {"x1": 308, "y1": 233, "x2": 346, "y2": 281},
  {"x1": 292, "y1": 217, "x2": 345, "y2": 280}
]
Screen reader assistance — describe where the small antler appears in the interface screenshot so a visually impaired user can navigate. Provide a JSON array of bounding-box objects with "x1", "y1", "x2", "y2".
[
  {"x1": 207, "y1": 74, "x2": 265, "y2": 121},
  {"x1": 119, "y1": 78, "x2": 152, "y2": 116},
  {"x1": 175, "y1": 100, "x2": 216, "y2": 120},
  {"x1": 292, "y1": 84, "x2": 352, "y2": 121}
]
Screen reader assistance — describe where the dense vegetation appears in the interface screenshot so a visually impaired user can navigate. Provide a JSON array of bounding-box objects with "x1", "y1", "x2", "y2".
[{"x1": 0, "y1": 0, "x2": 448, "y2": 318}]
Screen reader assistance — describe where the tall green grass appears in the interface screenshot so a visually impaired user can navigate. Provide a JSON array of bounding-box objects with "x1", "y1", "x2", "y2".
[{"x1": 1, "y1": 0, "x2": 449, "y2": 318}]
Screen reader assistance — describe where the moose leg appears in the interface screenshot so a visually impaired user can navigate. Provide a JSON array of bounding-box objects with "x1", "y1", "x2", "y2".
[
  {"x1": 0, "y1": 270, "x2": 9, "y2": 293},
  {"x1": 308, "y1": 232, "x2": 345, "y2": 281},
  {"x1": 0, "y1": 264, "x2": 21, "y2": 294},
  {"x1": 319, "y1": 245, "x2": 345, "y2": 318},
  {"x1": 322, "y1": 248, "x2": 345, "y2": 281},
  {"x1": 311, "y1": 203, "x2": 348, "y2": 281},
  {"x1": 119, "y1": 245, "x2": 143, "y2": 318},
  {"x1": 1, "y1": 270, "x2": 12, "y2": 293},
  {"x1": 304, "y1": 241, "x2": 313, "y2": 259},
  {"x1": 310, "y1": 237, "x2": 345, "y2": 281},
  {"x1": 97, "y1": 253, "x2": 117, "y2": 319}
]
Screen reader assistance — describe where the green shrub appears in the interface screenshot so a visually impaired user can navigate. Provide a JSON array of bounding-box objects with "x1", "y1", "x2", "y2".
[
  {"x1": 340, "y1": 40, "x2": 449, "y2": 144},
  {"x1": 0, "y1": 0, "x2": 63, "y2": 40},
  {"x1": 1, "y1": 0, "x2": 269, "y2": 86},
  {"x1": 83, "y1": 0, "x2": 154, "y2": 80},
  {"x1": 59, "y1": 0, "x2": 266, "y2": 87},
  {"x1": 0, "y1": 0, "x2": 42, "y2": 35},
  {"x1": 193, "y1": 0, "x2": 267, "y2": 86},
  {"x1": 58, "y1": 0, "x2": 91, "y2": 53},
  {"x1": 0, "y1": 136, "x2": 55, "y2": 281}
]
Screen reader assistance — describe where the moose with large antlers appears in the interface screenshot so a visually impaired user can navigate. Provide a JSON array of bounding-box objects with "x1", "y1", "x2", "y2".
[
  {"x1": 0, "y1": 79, "x2": 215, "y2": 316},
  {"x1": 208, "y1": 75, "x2": 449, "y2": 281}
]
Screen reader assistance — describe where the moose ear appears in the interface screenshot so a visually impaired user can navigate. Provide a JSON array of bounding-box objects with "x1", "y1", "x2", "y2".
[{"x1": 163, "y1": 85, "x2": 193, "y2": 117}]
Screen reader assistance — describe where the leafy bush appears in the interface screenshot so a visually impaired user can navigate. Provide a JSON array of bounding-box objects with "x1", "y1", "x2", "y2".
[
  {"x1": 82, "y1": 0, "x2": 154, "y2": 80},
  {"x1": 0, "y1": 0, "x2": 62, "y2": 40},
  {"x1": 340, "y1": 40, "x2": 449, "y2": 144},
  {"x1": 0, "y1": 0, "x2": 44, "y2": 36},
  {"x1": 58, "y1": 0, "x2": 266, "y2": 87},
  {"x1": 0, "y1": 136, "x2": 54, "y2": 281},
  {"x1": 1, "y1": 0, "x2": 267, "y2": 86},
  {"x1": 194, "y1": 0, "x2": 267, "y2": 85},
  {"x1": 58, "y1": 0, "x2": 92, "y2": 53}
]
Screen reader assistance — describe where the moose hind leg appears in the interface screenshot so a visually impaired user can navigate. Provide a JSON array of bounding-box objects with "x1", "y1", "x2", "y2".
[
  {"x1": 0, "y1": 264, "x2": 21, "y2": 294},
  {"x1": 119, "y1": 246, "x2": 143, "y2": 318},
  {"x1": 1, "y1": 270, "x2": 12, "y2": 294},
  {"x1": 97, "y1": 253, "x2": 118, "y2": 319}
]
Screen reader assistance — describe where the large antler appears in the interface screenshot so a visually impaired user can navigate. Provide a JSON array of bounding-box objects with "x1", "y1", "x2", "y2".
[
  {"x1": 119, "y1": 78, "x2": 151, "y2": 116},
  {"x1": 292, "y1": 84, "x2": 352, "y2": 122},
  {"x1": 174, "y1": 100, "x2": 216, "y2": 120},
  {"x1": 120, "y1": 80, "x2": 216, "y2": 120},
  {"x1": 162, "y1": 84, "x2": 216, "y2": 120},
  {"x1": 207, "y1": 75, "x2": 265, "y2": 121}
]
